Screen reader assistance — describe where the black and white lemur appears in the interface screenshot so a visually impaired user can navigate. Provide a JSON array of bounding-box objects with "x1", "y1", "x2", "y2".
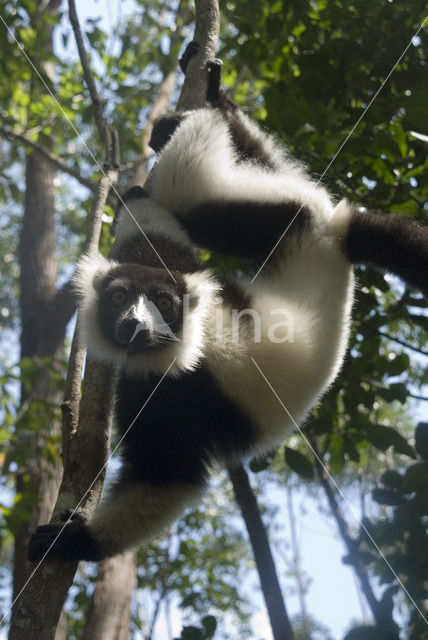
[{"x1": 28, "y1": 48, "x2": 428, "y2": 562}]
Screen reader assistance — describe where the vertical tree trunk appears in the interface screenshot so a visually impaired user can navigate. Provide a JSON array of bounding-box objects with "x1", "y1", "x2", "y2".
[
  {"x1": 82, "y1": 553, "x2": 136, "y2": 640},
  {"x1": 11, "y1": 0, "x2": 72, "y2": 625},
  {"x1": 13, "y1": 148, "x2": 64, "y2": 598}
]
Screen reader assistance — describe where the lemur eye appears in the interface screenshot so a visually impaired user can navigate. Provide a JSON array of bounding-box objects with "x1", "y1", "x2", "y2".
[
  {"x1": 156, "y1": 295, "x2": 173, "y2": 312},
  {"x1": 110, "y1": 289, "x2": 128, "y2": 306}
]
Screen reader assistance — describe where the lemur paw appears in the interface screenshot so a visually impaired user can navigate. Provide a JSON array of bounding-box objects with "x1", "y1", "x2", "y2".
[
  {"x1": 179, "y1": 40, "x2": 199, "y2": 73},
  {"x1": 28, "y1": 511, "x2": 104, "y2": 563}
]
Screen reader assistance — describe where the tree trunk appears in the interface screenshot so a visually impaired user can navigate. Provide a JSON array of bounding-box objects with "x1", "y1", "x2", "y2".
[
  {"x1": 13, "y1": 145, "x2": 64, "y2": 596},
  {"x1": 10, "y1": 0, "x2": 75, "y2": 632},
  {"x1": 82, "y1": 553, "x2": 136, "y2": 640}
]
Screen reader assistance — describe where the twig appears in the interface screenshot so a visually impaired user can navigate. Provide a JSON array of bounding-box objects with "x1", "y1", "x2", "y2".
[
  {"x1": 0, "y1": 126, "x2": 95, "y2": 192},
  {"x1": 61, "y1": 162, "x2": 119, "y2": 469},
  {"x1": 306, "y1": 431, "x2": 385, "y2": 627},
  {"x1": 68, "y1": 0, "x2": 110, "y2": 149},
  {"x1": 9, "y1": 4, "x2": 120, "y2": 638},
  {"x1": 363, "y1": 324, "x2": 428, "y2": 357},
  {"x1": 408, "y1": 392, "x2": 428, "y2": 402}
]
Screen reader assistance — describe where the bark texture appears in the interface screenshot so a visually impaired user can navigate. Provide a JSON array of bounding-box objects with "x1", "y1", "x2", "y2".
[
  {"x1": 82, "y1": 553, "x2": 136, "y2": 640},
  {"x1": 228, "y1": 464, "x2": 294, "y2": 640}
]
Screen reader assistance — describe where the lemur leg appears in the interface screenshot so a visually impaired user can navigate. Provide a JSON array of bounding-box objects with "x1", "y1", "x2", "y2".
[
  {"x1": 28, "y1": 479, "x2": 203, "y2": 562},
  {"x1": 147, "y1": 43, "x2": 337, "y2": 261},
  {"x1": 148, "y1": 105, "x2": 335, "y2": 262},
  {"x1": 345, "y1": 206, "x2": 428, "y2": 297}
]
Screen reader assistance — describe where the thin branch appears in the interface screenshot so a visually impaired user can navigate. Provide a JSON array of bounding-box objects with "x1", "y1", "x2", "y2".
[
  {"x1": 68, "y1": 0, "x2": 110, "y2": 149},
  {"x1": 363, "y1": 378, "x2": 428, "y2": 402},
  {"x1": 61, "y1": 163, "x2": 119, "y2": 470},
  {"x1": 11, "y1": 169, "x2": 119, "y2": 640},
  {"x1": 306, "y1": 431, "x2": 384, "y2": 627},
  {"x1": 286, "y1": 487, "x2": 311, "y2": 636},
  {"x1": 408, "y1": 392, "x2": 428, "y2": 402},
  {"x1": 364, "y1": 324, "x2": 428, "y2": 357},
  {"x1": 128, "y1": 0, "x2": 191, "y2": 186},
  {"x1": 128, "y1": 69, "x2": 177, "y2": 186},
  {"x1": 0, "y1": 126, "x2": 95, "y2": 192}
]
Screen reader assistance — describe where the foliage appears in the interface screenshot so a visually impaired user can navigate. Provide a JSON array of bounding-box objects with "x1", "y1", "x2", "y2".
[
  {"x1": 131, "y1": 485, "x2": 252, "y2": 637},
  {"x1": 174, "y1": 615, "x2": 217, "y2": 640},
  {"x1": 350, "y1": 422, "x2": 428, "y2": 639}
]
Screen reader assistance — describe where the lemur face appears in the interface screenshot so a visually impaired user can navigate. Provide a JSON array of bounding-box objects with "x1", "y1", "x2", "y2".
[{"x1": 96, "y1": 264, "x2": 189, "y2": 352}]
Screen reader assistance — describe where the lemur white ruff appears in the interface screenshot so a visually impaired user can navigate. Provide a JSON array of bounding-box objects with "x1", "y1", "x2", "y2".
[{"x1": 29, "y1": 51, "x2": 428, "y2": 562}]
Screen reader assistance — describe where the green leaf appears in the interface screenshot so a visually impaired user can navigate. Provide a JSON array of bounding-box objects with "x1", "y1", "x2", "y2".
[
  {"x1": 202, "y1": 615, "x2": 217, "y2": 637},
  {"x1": 250, "y1": 452, "x2": 273, "y2": 473},
  {"x1": 284, "y1": 447, "x2": 314, "y2": 479},
  {"x1": 403, "y1": 462, "x2": 428, "y2": 493},
  {"x1": 415, "y1": 422, "x2": 428, "y2": 461},
  {"x1": 180, "y1": 627, "x2": 203, "y2": 640},
  {"x1": 380, "y1": 470, "x2": 402, "y2": 490},
  {"x1": 372, "y1": 488, "x2": 405, "y2": 506},
  {"x1": 366, "y1": 425, "x2": 415, "y2": 457}
]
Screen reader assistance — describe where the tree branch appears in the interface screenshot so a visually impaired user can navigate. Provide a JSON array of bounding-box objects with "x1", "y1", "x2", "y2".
[
  {"x1": 68, "y1": 0, "x2": 110, "y2": 150},
  {"x1": 129, "y1": 0, "x2": 191, "y2": 186},
  {"x1": 306, "y1": 431, "x2": 385, "y2": 627},
  {"x1": 364, "y1": 324, "x2": 428, "y2": 357},
  {"x1": 176, "y1": 4, "x2": 294, "y2": 638},
  {"x1": 128, "y1": 70, "x2": 177, "y2": 187},
  {"x1": 228, "y1": 464, "x2": 294, "y2": 640},
  {"x1": 176, "y1": 0, "x2": 220, "y2": 110},
  {"x1": 0, "y1": 126, "x2": 95, "y2": 192}
]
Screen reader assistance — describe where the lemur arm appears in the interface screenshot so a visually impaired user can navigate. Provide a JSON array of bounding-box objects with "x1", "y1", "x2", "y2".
[{"x1": 28, "y1": 483, "x2": 203, "y2": 562}]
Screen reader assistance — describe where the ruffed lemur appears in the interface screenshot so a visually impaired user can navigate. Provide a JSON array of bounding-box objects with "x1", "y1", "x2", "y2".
[{"x1": 28, "y1": 45, "x2": 428, "y2": 562}]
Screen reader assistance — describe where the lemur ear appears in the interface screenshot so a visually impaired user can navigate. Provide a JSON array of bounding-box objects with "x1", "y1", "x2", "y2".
[
  {"x1": 184, "y1": 271, "x2": 221, "y2": 312},
  {"x1": 121, "y1": 186, "x2": 148, "y2": 203},
  {"x1": 73, "y1": 253, "x2": 116, "y2": 298}
]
